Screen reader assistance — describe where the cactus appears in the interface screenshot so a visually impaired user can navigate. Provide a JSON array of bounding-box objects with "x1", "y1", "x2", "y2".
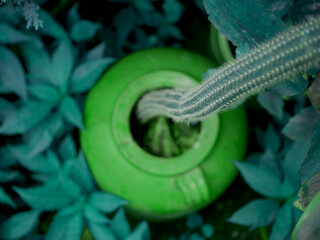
[{"x1": 137, "y1": 16, "x2": 320, "y2": 123}]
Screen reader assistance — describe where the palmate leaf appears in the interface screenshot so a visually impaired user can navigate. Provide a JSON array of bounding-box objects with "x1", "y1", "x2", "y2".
[
  {"x1": 45, "y1": 204, "x2": 84, "y2": 240},
  {"x1": 269, "y1": 201, "x2": 293, "y2": 240},
  {"x1": 88, "y1": 191, "x2": 128, "y2": 214},
  {"x1": 110, "y1": 208, "x2": 131, "y2": 239},
  {"x1": 70, "y1": 20, "x2": 101, "y2": 42},
  {"x1": 125, "y1": 221, "x2": 150, "y2": 240},
  {"x1": 228, "y1": 199, "x2": 279, "y2": 230},
  {"x1": 59, "y1": 95, "x2": 84, "y2": 129},
  {"x1": 0, "y1": 46, "x2": 27, "y2": 100},
  {"x1": 0, "y1": 210, "x2": 40, "y2": 239}
]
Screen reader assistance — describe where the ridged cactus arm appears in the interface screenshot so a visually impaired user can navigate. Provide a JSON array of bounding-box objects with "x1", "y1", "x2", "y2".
[{"x1": 137, "y1": 16, "x2": 320, "y2": 123}]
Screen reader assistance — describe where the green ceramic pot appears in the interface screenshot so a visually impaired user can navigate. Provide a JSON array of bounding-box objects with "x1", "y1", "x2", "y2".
[{"x1": 80, "y1": 48, "x2": 248, "y2": 220}]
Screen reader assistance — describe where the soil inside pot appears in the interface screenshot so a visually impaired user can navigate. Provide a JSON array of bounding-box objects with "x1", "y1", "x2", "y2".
[{"x1": 130, "y1": 105, "x2": 201, "y2": 158}]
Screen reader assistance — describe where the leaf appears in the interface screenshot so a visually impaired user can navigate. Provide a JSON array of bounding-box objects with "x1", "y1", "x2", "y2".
[
  {"x1": 163, "y1": 0, "x2": 184, "y2": 23},
  {"x1": 110, "y1": 208, "x2": 131, "y2": 239},
  {"x1": 0, "y1": 5, "x2": 22, "y2": 25},
  {"x1": 47, "y1": 174, "x2": 82, "y2": 199},
  {"x1": 125, "y1": 221, "x2": 150, "y2": 240},
  {"x1": 70, "y1": 58, "x2": 114, "y2": 93},
  {"x1": 257, "y1": 91, "x2": 284, "y2": 120},
  {"x1": 286, "y1": 0, "x2": 320, "y2": 23},
  {"x1": 114, "y1": 7, "x2": 136, "y2": 46},
  {"x1": 300, "y1": 120, "x2": 320, "y2": 184},
  {"x1": 269, "y1": 75, "x2": 309, "y2": 97},
  {"x1": 59, "y1": 135, "x2": 77, "y2": 160},
  {"x1": 51, "y1": 41, "x2": 74, "y2": 93},
  {"x1": 0, "y1": 186, "x2": 16, "y2": 208},
  {"x1": 297, "y1": 172, "x2": 320, "y2": 211},
  {"x1": 67, "y1": 153, "x2": 95, "y2": 193},
  {"x1": 0, "y1": 147, "x2": 17, "y2": 168},
  {"x1": 71, "y1": 20, "x2": 101, "y2": 42},
  {"x1": 14, "y1": 185, "x2": 74, "y2": 210},
  {"x1": 45, "y1": 205, "x2": 84, "y2": 240},
  {"x1": 308, "y1": 74, "x2": 320, "y2": 112},
  {"x1": 292, "y1": 191, "x2": 320, "y2": 240},
  {"x1": 0, "y1": 210, "x2": 40, "y2": 239},
  {"x1": 0, "y1": 23, "x2": 30, "y2": 44},
  {"x1": 234, "y1": 161, "x2": 283, "y2": 198},
  {"x1": 88, "y1": 191, "x2": 128, "y2": 214},
  {"x1": 257, "y1": 149, "x2": 282, "y2": 180},
  {"x1": 88, "y1": 222, "x2": 117, "y2": 240},
  {"x1": 186, "y1": 212, "x2": 203, "y2": 230},
  {"x1": 269, "y1": 201, "x2": 293, "y2": 240},
  {"x1": 262, "y1": 123, "x2": 281, "y2": 153},
  {"x1": 66, "y1": 3, "x2": 80, "y2": 29},
  {"x1": 201, "y1": 224, "x2": 214, "y2": 238},
  {"x1": 38, "y1": 9, "x2": 68, "y2": 39},
  {"x1": 84, "y1": 42, "x2": 107, "y2": 61},
  {"x1": 228, "y1": 199, "x2": 279, "y2": 229},
  {"x1": 28, "y1": 83, "x2": 60, "y2": 103},
  {"x1": 259, "y1": 0, "x2": 293, "y2": 18},
  {"x1": 0, "y1": 100, "x2": 53, "y2": 135},
  {"x1": 59, "y1": 95, "x2": 84, "y2": 129},
  {"x1": 0, "y1": 97, "x2": 15, "y2": 121},
  {"x1": 84, "y1": 203, "x2": 110, "y2": 224},
  {"x1": 203, "y1": 0, "x2": 285, "y2": 48},
  {"x1": 282, "y1": 107, "x2": 319, "y2": 141},
  {"x1": 0, "y1": 46, "x2": 27, "y2": 100},
  {"x1": 0, "y1": 169, "x2": 19, "y2": 183}
]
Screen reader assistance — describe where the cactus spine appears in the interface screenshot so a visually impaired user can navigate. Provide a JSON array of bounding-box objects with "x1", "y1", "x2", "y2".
[{"x1": 137, "y1": 16, "x2": 320, "y2": 123}]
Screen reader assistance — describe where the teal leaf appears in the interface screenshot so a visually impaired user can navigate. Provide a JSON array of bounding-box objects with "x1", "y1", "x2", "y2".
[
  {"x1": 51, "y1": 174, "x2": 82, "y2": 199},
  {"x1": 203, "y1": 0, "x2": 285, "y2": 48},
  {"x1": 28, "y1": 83, "x2": 60, "y2": 103},
  {"x1": 125, "y1": 221, "x2": 150, "y2": 240},
  {"x1": 234, "y1": 161, "x2": 283, "y2": 198},
  {"x1": 132, "y1": 0, "x2": 154, "y2": 11},
  {"x1": 70, "y1": 58, "x2": 114, "y2": 94},
  {"x1": 59, "y1": 95, "x2": 84, "y2": 129},
  {"x1": 59, "y1": 135, "x2": 77, "y2": 160},
  {"x1": 0, "y1": 210, "x2": 40, "y2": 239},
  {"x1": 0, "y1": 100, "x2": 53, "y2": 135},
  {"x1": 0, "y1": 147, "x2": 17, "y2": 168},
  {"x1": 257, "y1": 91, "x2": 284, "y2": 120},
  {"x1": 0, "y1": 23, "x2": 30, "y2": 44},
  {"x1": 264, "y1": 123, "x2": 281, "y2": 153},
  {"x1": 13, "y1": 185, "x2": 74, "y2": 210},
  {"x1": 88, "y1": 222, "x2": 117, "y2": 240},
  {"x1": 88, "y1": 191, "x2": 128, "y2": 214},
  {"x1": 228, "y1": 199, "x2": 279, "y2": 229},
  {"x1": 70, "y1": 20, "x2": 101, "y2": 42},
  {"x1": 110, "y1": 208, "x2": 131, "y2": 239},
  {"x1": 0, "y1": 169, "x2": 19, "y2": 183},
  {"x1": 38, "y1": 9, "x2": 68, "y2": 39},
  {"x1": 269, "y1": 75, "x2": 308, "y2": 97},
  {"x1": 186, "y1": 212, "x2": 203, "y2": 230},
  {"x1": 259, "y1": 0, "x2": 293, "y2": 18},
  {"x1": 114, "y1": 7, "x2": 136, "y2": 46},
  {"x1": 0, "y1": 5, "x2": 22, "y2": 25},
  {"x1": 282, "y1": 107, "x2": 319, "y2": 141},
  {"x1": 84, "y1": 42, "x2": 107, "y2": 61},
  {"x1": 0, "y1": 186, "x2": 16, "y2": 208},
  {"x1": 0, "y1": 46, "x2": 27, "y2": 100},
  {"x1": 284, "y1": 141, "x2": 311, "y2": 187},
  {"x1": 269, "y1": 201, "x2": 293, "y2": 240},
  {"x1": 0, "y1": 97, "x2": 15, "y2": 120},
  {"x1": 300, "y1": 120, "x2": 320, "y2": 184},
  {"x1": 254, "y1": 149, "x2": 282, "y2": 180},
  {"x1": 51, "y1": 41, "x2": 74, "y2": 93},
  {"x1": 45, "y1": 205, "x2": 84, "y2": 240},
  {"x1": 66, "y1": 3, "x2": 80, "y2": 29},
  {"x1": 163, "y1": 0, "x2": 184, "y2": 23},
  {"x1": 20, "y1": 42, "x2": 52, "y2": 83},
  {"x1": 84, "y1": 203, "x2": 110, "y2": 224},
  {"x1": 201, "y1": 224, "x2": 214, "y2": 238},
  {"x1": 67, "y1": 153, "x2": 95, "y2": 193},
  {"x1": 287, "y1": 0, "x2": 320, "y2": 23},
  {"x1": 308, "y1": 73, "x2": 320, "y2": 112},
  {"x1": 45, "y1": 150, "x2": 62, "y2": 172}
]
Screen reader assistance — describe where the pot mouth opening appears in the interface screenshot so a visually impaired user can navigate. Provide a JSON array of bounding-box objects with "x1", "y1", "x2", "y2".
[{"x1": 129, "y1": 94, "x2": 201, "y2": 158}]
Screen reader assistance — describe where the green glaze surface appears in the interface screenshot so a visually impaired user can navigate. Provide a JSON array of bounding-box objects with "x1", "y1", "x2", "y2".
[{"x1": 80, "y1": 48, "x2": 248, "y2": 220}]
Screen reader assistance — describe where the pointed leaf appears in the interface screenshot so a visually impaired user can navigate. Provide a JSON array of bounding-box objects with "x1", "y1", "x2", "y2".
[
  {"x1": 114, "y1": 7, "x2": 136, "y2": 46},
  {"x1": 264, "y1": 123, "x2": 281, "y2": 153},
  {"x1": 71, "y1": 20, "x2": 101, "y2": 42},
  {"x1": 0, "y1": 186, "x2": 16, "y2": 208},
  {"x1": 66, "y1": 3, "x2": 80, "y2": 29},
  {"x1": 0, "y1": 210, "x2": 40, "y2": 239},
  {"x1": 14, "y1": 185, "x2": 74, "y2": 210},
  {"x1": 282, "y1": 107, "x2": 319, "y2": 141},
  {"x1": 88, "y1": 222, "x2": 117, "y2": 240},
  {"x1": 269, "y1": 201, "x2": 293, "y2": 240},
  {"x1": 88, "y1": 191, "x2": 128, "y2": 214},
  {"x1": 84, "y1": 203, "x2": 110, "y2": 224},
  {"x1": 257, "y1": 91, "x2": 284, "y2": 120},
  {"x1": 51, "y1": 41, "x2": 74, "y2": 93},
  {"x1": 0, "y1": 169, "x2": 19, "y2": 183},
  {"x1": 39, "y1": 9, "x2": 68, "y2": 39},
  {"x1": 0, "y1": 23, "x2": 30, "y2": 43},
  {"x1": 0, "y1": 147, "x2": 17, "y2": 168},
  {"x1": 59, "y1": 134, "x2": 77, "y2": 160},
  {"x1": 125, "y1": 221, "x2": 150, "y2": 240},
  {"x1": 84, "y1": 42, "x2": 107, "y2": 61},
  {"x1": 60, "y1": 95, "x2": 84, "y2": 129},
  {"x1": 45, "y1": 205, "x2": 84, "y2": 240},
  {"x1": 228, "y1": 199, "x2": 279, "y2": 229},
  {"x1": 0, "y1": 46, "x2": 27, "y2": 100},
  {"x1": 0, "y1": 97, "x2": 15, "y2": 121},
  {"x1": 28, "y1": 83, "x2": 60, "y2": 103},
  {"x1": 70, "y1": 58, "x2": 114, "y2": 93},
  {"x1": 110, "y1": 208, "x2": 131, "y2": 239},
  {"x1": 269, "y1": 75, "x2": 308, "y2": 97},
  {"x1": 0, "y1": 100, "x2": 53, "y2": 135},
  {"x1": 300, "y1": 120, "x2": 320, "y2": 184}
]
